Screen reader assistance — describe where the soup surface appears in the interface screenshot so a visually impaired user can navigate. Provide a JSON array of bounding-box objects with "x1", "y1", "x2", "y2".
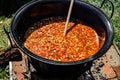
[{"x1": 24, "y1": 17, "x2": 99, "y2": 62}]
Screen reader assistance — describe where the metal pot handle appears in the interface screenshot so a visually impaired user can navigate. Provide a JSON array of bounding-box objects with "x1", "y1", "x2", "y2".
[
  {"x1": 3, "y1": 26, "x2": 15, "y2": 48},
  {"x1": 100, "y1": 0, "x2": 114, "y2": 19}
]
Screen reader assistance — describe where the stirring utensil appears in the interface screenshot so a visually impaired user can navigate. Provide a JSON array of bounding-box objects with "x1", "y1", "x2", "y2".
[{"x1": 64, "y1": 0, "x2": 74, "y2": 36}]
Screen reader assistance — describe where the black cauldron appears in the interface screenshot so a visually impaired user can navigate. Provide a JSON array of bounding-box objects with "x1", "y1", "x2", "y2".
[{"x1": 10, "y1": 0, "x2": 114, "y2": 76}]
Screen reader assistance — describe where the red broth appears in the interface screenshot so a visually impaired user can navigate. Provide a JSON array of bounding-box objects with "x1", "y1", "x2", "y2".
[{"x1": 24, "y1": 17, "x2": 99, "y2": 62}]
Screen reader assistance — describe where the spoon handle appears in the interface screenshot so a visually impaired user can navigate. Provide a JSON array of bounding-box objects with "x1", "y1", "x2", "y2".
[{"x1": 64, "y1": 0, "x2": 74, "y2": 36}]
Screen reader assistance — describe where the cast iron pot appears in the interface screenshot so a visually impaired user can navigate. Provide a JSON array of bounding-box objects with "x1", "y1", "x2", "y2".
[{"x1": 10, "y1": 0, "x2": 114, "y2": 76}]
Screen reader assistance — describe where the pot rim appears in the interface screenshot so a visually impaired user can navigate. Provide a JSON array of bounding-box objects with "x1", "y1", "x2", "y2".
[{"x1": 10, "y1": 0, "x2": 114, "y2": 66}]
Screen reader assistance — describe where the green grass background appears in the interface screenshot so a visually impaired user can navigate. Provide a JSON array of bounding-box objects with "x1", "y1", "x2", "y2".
[{"x1": 0, "y1": 0, "x2": 120, "y2": 79}]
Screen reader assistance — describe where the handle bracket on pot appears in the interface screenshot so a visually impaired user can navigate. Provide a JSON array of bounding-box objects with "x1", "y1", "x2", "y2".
[
  {"x1": 100, "y1": 0, "x2": 114, "y2": 19},
  {"x1": 3, "y1": 26, "x2": 15, "y2": 48}
]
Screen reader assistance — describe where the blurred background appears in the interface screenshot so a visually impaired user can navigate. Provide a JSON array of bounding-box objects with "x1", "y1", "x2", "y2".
[{"x1": 0, "y1": 0, "x2": 120, "y2": 79}]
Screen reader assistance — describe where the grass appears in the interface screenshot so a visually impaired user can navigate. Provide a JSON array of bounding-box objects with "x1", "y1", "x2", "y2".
[
  {"x1": 111, "y1": 0, "x2": 120, "y2": 49},
  {"x1": 0, "y1": 16, "x2": 11, "y2": 49},
  {"x1": 0, "y1": 16, "x2": 11, "y2": 80},
  {"x1": 0, "y1": 65, "x2": 9, "y2": 80},
  {"x1": 0, "y1": 0, "x2": 120, "y2": 79}
]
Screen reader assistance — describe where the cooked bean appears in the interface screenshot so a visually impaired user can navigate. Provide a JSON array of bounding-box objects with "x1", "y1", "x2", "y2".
[{"x1": 24, "y1": 17, "x2": 99, "y2": 62}]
